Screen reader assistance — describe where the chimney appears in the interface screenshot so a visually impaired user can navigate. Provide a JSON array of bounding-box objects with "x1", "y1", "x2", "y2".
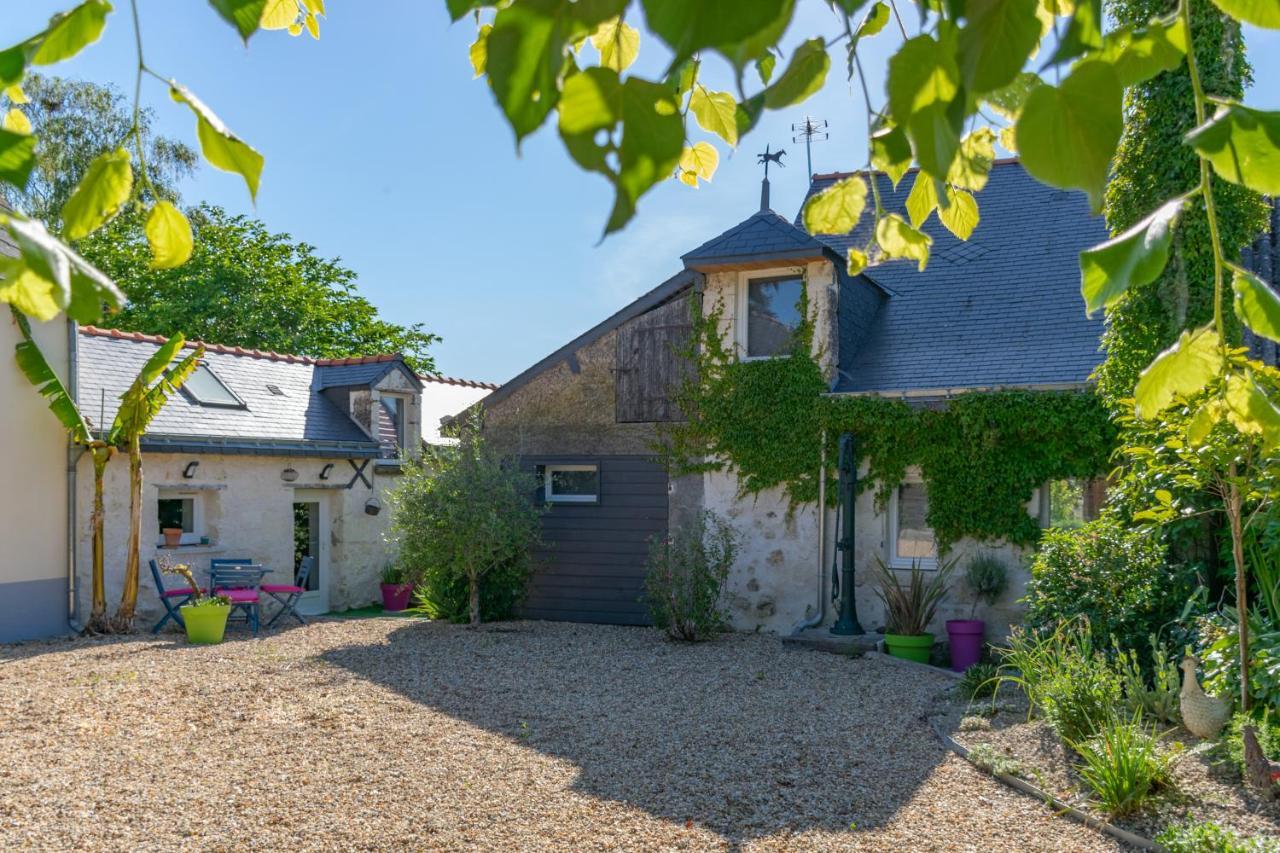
[{"x1": 760, "y1": 176, "x2": 770, "y2": 211}]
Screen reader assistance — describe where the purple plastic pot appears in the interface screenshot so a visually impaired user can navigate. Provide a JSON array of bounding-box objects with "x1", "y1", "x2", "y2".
[
  {"x1": 946, "y1": 619, "x2": 985, "y2": 672},
  {"x1": 380, "y1": 583, "x2": 413, "y2": 612}
]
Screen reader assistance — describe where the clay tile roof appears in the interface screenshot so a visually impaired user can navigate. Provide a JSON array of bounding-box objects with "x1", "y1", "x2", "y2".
[{"x1": 418, "y1": 374, "x2": 500, "y2": 391}]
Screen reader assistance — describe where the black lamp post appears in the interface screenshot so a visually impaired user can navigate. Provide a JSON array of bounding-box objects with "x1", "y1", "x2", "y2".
[{"x1": 830, "y1": 432, "x2": 865, "y2": 636}]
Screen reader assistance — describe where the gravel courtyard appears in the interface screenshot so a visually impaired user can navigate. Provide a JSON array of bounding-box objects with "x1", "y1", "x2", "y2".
[{"x1": 0, "y1": 619, "x2": 1121, "y2": 851}]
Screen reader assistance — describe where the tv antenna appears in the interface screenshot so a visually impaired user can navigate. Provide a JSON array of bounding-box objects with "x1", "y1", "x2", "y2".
[{"x1": 792, "y1": 117, "x2": 828, "y2": 178}]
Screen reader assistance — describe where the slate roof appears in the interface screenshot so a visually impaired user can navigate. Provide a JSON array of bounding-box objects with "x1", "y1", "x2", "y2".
[
  {"x1": 315, "y1": 359, "x2": 421, "y2": 390},
  {"x1": 76, "y1": 328, "x2": 412, "y2": 457},
  {"x1": 681, "y1": 208, "x2": 832, "y2": 270},
  {"x1": 798, "y1": 160, "x2": 1109, "y2": 394}
]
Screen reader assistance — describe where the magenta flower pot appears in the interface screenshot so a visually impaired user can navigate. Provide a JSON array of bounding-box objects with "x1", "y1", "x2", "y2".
[
  {"x1": 946, "y1": 619, "x2": 985, "y2": 672},
  {"x1": 380, "y1": 583, "x2": 413, "y2": 612}
]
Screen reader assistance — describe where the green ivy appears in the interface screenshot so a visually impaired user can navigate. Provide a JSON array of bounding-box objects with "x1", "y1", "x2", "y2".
[{"x1": 663, "y1": 298, "x2": 1117, "y2": 550}]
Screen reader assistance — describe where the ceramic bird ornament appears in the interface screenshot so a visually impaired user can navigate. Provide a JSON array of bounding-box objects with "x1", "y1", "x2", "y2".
[{"x1": 1179, "y1": 655, "x2": 1232, "y2": 739}]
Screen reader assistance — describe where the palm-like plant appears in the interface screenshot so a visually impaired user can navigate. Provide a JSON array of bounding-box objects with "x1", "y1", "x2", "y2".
[
  {"x1": 13, "y1": 309, "x2": 202, "y2": 631},
  {"x1": 871, "y1": 555, "x2": 958, "y2": 636}
]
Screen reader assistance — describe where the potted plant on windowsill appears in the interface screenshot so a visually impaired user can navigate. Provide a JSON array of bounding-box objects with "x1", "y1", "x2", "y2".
[
  {"x1": 946, "y1": 555, "x2": 1009, "y2": 672},
  {"x1": 872, "y1": 555, "x2": 956, "y2": 664},
  {"x1": 159, "y1": 555, "x2": 231, "y2": 644},
  {"x1": 380, "y1": 563, "x2": 413, "y2": 612},
  {"x1": 161, "y1": 527, "x2": 183, "y2": 548}
]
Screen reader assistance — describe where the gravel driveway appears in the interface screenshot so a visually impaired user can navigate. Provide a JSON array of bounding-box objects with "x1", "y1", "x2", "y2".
[{"x1": 0, "y1": 619, "x2": 1121, "y2": 851}]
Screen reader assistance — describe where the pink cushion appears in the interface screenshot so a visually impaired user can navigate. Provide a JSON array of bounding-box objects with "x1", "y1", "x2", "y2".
[
  {"x1": 215, "y1": 588, "x2": 260, "y2": 603},
  {"x1": 163, "y1": 587, "x2": 203, "y2": 598},
  {"x1": 261, "y1": 584, "x2": 304, "y2": 594}
]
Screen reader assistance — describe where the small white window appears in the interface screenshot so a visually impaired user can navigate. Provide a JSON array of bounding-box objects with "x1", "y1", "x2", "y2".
[
  {"x1": 543, "y1": 464, "x2": 599, "y2": 504},
  {"x1": 887, "y1": 478, "x2": 937, "y2": 568},
  {"x1": 741, "y1": 274, "x2": 804, "y2": 358},
  {"x1": 183, "y1": 364, "x2": 244, "y2": 408},
  {"x1": 157, "y1": 493, "x2": 204, "y2": 546}
]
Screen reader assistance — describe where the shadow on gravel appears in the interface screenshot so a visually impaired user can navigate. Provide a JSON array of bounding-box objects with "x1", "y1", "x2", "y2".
[{"x1": 321, "y1": 619, "x2": 955, "y2": 845}]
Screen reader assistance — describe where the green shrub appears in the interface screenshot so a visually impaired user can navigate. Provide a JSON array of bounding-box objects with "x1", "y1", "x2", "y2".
[
  {"x1": 1118, "y1": 638, "x2": 1181, "y2": 725},
  {"x1": 963, "y1": 555, "x2": 1008, "y2": 618},
  {"x1": 1024, "y1": 518, "x2": 1194, "y2": 660},
  {"x1": 1156, "y1": 820, "x2": 1279, "y2": 853},
  {"x1": 644, "y1": 510, "x2": 737, "y2": 641},
  {"x1": 411, "y1": 558, "x2": 530, "y2": 624},
  {"x1": 958, "y1": 662, "x2": 1000, "y2": 702},
  {"x1": 997, "y1": 620, "x2": 1122, "y2": 743},
  {"x1": 1198, "y1": 609, "x2": 1280, "y2": 710},
  {"x1": 1070, "y1": 711, "x2": 1177, "y2": 819}
]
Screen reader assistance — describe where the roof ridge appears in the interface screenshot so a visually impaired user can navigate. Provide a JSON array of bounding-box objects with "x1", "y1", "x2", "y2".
[
  {"x1": 811, "y1": 157, "x2": 1022, "y2": 183},
  {"x1": 78, "y1": 325, "x2": 404, "y2": 367},
  {"x1": 417, "y1": 374, "x2": 500, "y2": 391}
]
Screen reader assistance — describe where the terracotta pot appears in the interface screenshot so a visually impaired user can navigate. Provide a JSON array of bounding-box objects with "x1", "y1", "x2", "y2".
[{"x1": 162, "y1": 528, "x2": 183, "y2": 548}]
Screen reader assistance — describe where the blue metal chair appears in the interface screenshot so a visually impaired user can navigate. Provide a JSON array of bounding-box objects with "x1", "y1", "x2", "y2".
[
  {"x1": 148, "y1": 558, "x2": 204, "y2": 634},
  {"x1": 210, "y1": 562, "x2": 267, "y2": 636},
  {"x1": 264, "y1": 556, "x2": 314, "y2": 628}
]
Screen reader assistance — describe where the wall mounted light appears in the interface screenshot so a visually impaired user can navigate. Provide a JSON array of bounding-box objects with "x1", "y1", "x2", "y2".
[
  {"x1": 319, "y1": 463, "x2": 334, "y2": 480},
  {"x1": 182, "y1": 461, "x2": 199, "y2": 479},
  {"x1": 281, "y1": 467, "x2": 299, "y2": 483}
]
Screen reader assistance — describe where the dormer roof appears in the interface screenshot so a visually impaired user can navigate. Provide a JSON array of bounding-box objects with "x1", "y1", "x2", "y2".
[{"x1": 681, "y1": 208, "x2": 832, "y2": 272}]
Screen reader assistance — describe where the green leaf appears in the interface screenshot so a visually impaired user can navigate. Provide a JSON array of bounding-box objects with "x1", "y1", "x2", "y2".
[
  {"x1": 762, "y1": 38, "x2": 829, "y2": 109},
  {"x1": 876, "y1": 214, "x2": 932, "y2": 271},
  {"x1": 1185, "y1": 103, "x2": 1280, "y2": 196},
  {"x1": 802, "y1": 175, "x2": 867, "y2": 234},
  {"x1": 0, "y1": 47, "x2": 26, "y2": 90},
  {"x1": 984, "y1": 71, "x2": 1040, "y2": 121},
  {"x1": 145, "y1": 201, "x2": 194, "y2": 270},
  {"x1": 640, "y1": 0, "x2": 795, "y2": 67},
  {"x1": 170, "y1": 82, "x2": 264, "y2": 202},
  {"x1": 1016, "y1": 60, "x2": 1121, "y2": 211},
  {"x1": 60, "y1": 147, "x2": 132, "y2": 241},
  {"x1": 259, "y1": 0, "x2": 301, "y2": 29},
  {"x1": 469, "y1": 23, "x2": 491, "y2": 78},
  {"x1": 678, "y1": 141, "x2": 718, "y2": 186},
  {"x1": 689, "y1": 87, "x2": 739, "y2": 146},
  {"x1": 0, "y1": 268, "x2": 60, "y2": 321},
  {"x1": 946, "y1": 127, "x2": 996, "y2": 191},
  {"x1": 591, "y1": 18, "x2": 640, "y2": 73},
  {"x1": 2, "y1": 215, "x2": 124, "y2": 322},
  {"x1": 3, "y1": 108, "x2": 30, "y2": 135},
  {"x1": 1224, "y1": 372, "x2": 1280, "y2": 452},
  {"x1": 1232, "y1": 266, "x2": 1280, "y2": 343},
  {"x1": 1208, "y1": 0, "x2": 1280, "y2": 29},
  {"x1": 1079, "y1": 197, "x2": 1183, "y2": 315},
  {"x1": 447, "y1": 0, "x2": 494, "y2": 22},
  {"x1": 1094, "y1": 17, "x2": 1187, "y2": 88},
  {"x1": 847, "y1": 248, "x2": 868, "y2": 276},
  {"x1": 1133, "y1": 326, "x2": 1223, "y2": 419},
  {"x1": 0, "y1": 127, "x2": 36, "y2": 188},
  {"x1": 208, "y1": 0, "x2": 267, "y2": 39},
  {"x1": 851, "y1": 2, "x2": 890, "y2": 52},
  {"x1": 32, "y1": 1, "x2": 111, "y2": 67},
  {"x1": 938, "y1": 187, "x2": 979, "y2": 239},
  {"x1": 887, "y1": 33, "x2": 962, "y2": 177},
  {"x1": 870, "y1": 123, "x2": 912, "y2": 188},
  {"x1": 905, "y1": 170, "x2": 938, "y2": 228},
  {"x1": 13, "y1": 323, "x2": 93, "y2": 443},
  {"x1": 1045, "y1": 0, "x2": 1102, "y2": 66},
  {"x1": 957, "y1": 0, "x2": 1042, "y2": 94}
]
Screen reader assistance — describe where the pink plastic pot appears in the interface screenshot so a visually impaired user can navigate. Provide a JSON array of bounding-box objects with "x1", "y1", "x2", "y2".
[
  {"x1": 380, "y1": 583, "x2": 413, "y2": 612},
  {"x1": 946, "y1": 619, "x2": 985, "y2": 672}
]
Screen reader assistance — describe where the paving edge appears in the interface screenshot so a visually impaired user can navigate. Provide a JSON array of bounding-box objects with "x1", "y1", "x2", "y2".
[{"x1": 928, "y1": 717, "x2": 1159, "y2": 851}]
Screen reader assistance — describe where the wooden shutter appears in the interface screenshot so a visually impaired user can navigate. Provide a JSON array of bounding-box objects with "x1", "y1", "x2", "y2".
[{"x1": 615, "y1": 296, "x2": 693, "y2": 423}]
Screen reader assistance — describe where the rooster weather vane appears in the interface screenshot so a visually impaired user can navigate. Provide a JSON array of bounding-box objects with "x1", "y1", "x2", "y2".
[{"x1": 758, "y1": 144, "x2": 786, "y2": 179}]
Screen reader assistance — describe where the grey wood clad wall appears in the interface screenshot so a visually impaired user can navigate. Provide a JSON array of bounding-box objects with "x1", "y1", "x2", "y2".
[
  {"x1": 615, "y1": 296, "x2": 692, "y2": 424},
  {"x1": 520, "y1": 455, "x2": 667, "y2": 626}
]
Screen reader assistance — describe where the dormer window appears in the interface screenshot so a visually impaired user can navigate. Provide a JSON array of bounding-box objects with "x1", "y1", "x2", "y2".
[
  {"x1": 377, "y1": 394, "x2": 407, "y2": 458},
  {"x1": 740, "y1": 273, "x2": 803, "y2": 358},
  {"x1": 183, "y1": 364, "x2": 245, "y2": 408}
]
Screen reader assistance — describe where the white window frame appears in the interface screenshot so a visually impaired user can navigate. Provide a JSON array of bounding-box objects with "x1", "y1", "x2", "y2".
[
  {"x1": 735, "y1": 267, "x2": 806, "y2": 361},
  {"x1": 544, "y1": 464, "x2": 600, "y2": 504},
  {"x1": 155, "y1": 491, "x2": 205, "y2": 546},
  {"x1": 886, "y1": 474, "x2": 938, "y2": 569},
  {"x1": 380, "y1": 392, "x2": 409, "y2": 452}
]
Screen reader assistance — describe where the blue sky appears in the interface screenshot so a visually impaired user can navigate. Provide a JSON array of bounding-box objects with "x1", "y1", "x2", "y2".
[{"x1": 10, "y1": 2, "x2": 1280, "y2": 383}]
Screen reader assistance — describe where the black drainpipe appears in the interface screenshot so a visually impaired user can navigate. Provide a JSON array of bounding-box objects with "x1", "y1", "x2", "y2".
[{"x1": 829, "y1": 432, "x2": 864, "y2": 636}]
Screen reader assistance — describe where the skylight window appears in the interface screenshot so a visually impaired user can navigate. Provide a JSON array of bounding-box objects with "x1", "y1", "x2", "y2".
[{"x1": 183, "y1": 364, "x2": 244, "y2": 408}]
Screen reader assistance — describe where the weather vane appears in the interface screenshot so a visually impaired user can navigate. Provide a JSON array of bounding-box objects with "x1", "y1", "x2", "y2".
[{"x1": 757, "y1": 144, "x2": 786, "y2": 180}]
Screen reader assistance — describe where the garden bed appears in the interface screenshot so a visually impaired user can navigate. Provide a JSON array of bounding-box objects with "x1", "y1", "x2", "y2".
[{"x1": 938, "y1": 694, "x2": 1280, "y2": 845}]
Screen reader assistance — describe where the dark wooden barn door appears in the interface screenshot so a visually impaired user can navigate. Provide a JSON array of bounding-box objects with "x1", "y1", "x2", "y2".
[
  {"x1": 519, "y1": 455, "x2": 667, "y2": 626},
  {"x1": 615, "y1": 295, "x2": 692, "y2": 423}
]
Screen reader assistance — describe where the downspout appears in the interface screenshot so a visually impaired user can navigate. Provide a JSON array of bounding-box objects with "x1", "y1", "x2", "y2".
[
  {"x1": 66, "y1": 319, "x2": 81, "y2": 633},
  {"x1": 790, "y1": 431, "x2": 828, "y2": 633}
]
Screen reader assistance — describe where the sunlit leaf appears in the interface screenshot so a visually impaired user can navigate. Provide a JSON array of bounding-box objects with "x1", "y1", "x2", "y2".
[
  {"x1": 1, "y1": 216, "x2": 124, "y2": 322},
  {"x1": 876, "y1": 214, "x2": 932, "y2": 271},
  {"x1": 763, "y1": 38, "x2": 829, "y2": 109},
  {"x1": 0, "y1": 48, "x2": 26, "y2": 91},
  {"x1": 678, "y1": 141, "x2": 718, "y2": 187},
  {"x1": 1133, "y1": 326, "x2": 1223, "y2": 419},
  {"x1": 304, "y1": 11, "x2": 320, "y2": 38},
  {"x1": 3, "y1": 108, "x2": 30, "y2": 135},
  {"x1": 641, "y1": 0, "x2": 795, "y2": 67},
  {"x1": 1094, "y1": 16, "x2": 1186, "y2": 88},
  {"x1": 145, "y1": 201, "x2": 194, "y2": 270},
  {"x1": 1185, "y1": 103, "x2": 1280, "y2": 196},
  {"x1": 755, "y1": 53, "x2": 777, "y2": 85},
  {"x1": 947, "y1": 127, "x2": 996, "y2": 191},
  {"x1": 13, "y1": 319, "x2": 94, "y2": 443},
  {"x1": 802, "y1": 175, "x2": 867, "y2": 234},
  {"x1": 690, "y1": 87, "x2": 739, "y2": 146},
  {"x1": 5, "y1": 84, "x2": 28, "y2": 105},
  {"x1": 1208, "y1": 0, "x2": 1280, "y2": 29},
  {"x1": 1000, "y1": 124, "x2": 1017, "y2": 153},
  {"x1": 1224, "y1": 372, "x2": 1280, "y2": 452},
  {"x1": 847, "y1": 248, "x2": 868, "y2": 276},
  {"x1": 260, "y1": 0, "x2": 300, "y2": 29},
  {"x1": 207, "y1": 0, "x2": 267, "y2": 39},
  {"x1": 470, "y1": 24, "x2": 492, "y2": 78},
  {"x1": 0, "y1": 128, "x2": 36, "y2": 188},
  {"x1": 939, "y1": 187, "x2": 979, "y2": 239},
  {"x1": 1232, "y1": 265, "x2": 1280, "y2": 343},
  {"x1": 851, "y1": 2, "x2": 890, "y2": 52},
  {"x1": 60, "y1": 147, "x2": 132, "y2": 241},
  {"x1": 985, "y1": 71, "x2": 1040, "y2": 121},
  {"x1": 1016, "y1": 60, "x2": 1121, "y2": 211},
  {"x1": 170, "y1": 82, "x2": 264, "y2": 202},
  {"x1": 1045, "y1": 0, "x2": 1102, "y2": 66},
  {"x1": 870, "y1": 123, "x2": 912, "y2": 188},
  {"x1": 905, "y1": 171, "x2": 938, "y2": 228},
  {"x1": 1079, "y1": 197, "x2": 1183, "y2": 315},
  {"x1": 592, "y1": 18, "x2": 640, "y2": 73},
  {"x1": 32, "y1": 1, "x2": 112, "y2": 66},
  {"x1": 887, "y1": 33, "x2": 962, "y2": 177},
  {"x1": 957, "y1": 0, "x2": 1042, "y2": 94},
  {"x1": 0, "y1": 268, "x2": 60, "y2": 321}
]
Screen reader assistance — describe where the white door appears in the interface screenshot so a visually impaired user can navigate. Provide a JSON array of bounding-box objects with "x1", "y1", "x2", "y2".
[{"x1": 292, "y1": 490, "x2": 331, "y2": 615}]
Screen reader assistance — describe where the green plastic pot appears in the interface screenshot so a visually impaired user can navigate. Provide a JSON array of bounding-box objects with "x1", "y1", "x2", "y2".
[
  {"x1": 884, "y1": 632, "x2": 935, "y2": 664},
  {"x1": 180, "y1": 602, "x2": 231, "y2": 644}
]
